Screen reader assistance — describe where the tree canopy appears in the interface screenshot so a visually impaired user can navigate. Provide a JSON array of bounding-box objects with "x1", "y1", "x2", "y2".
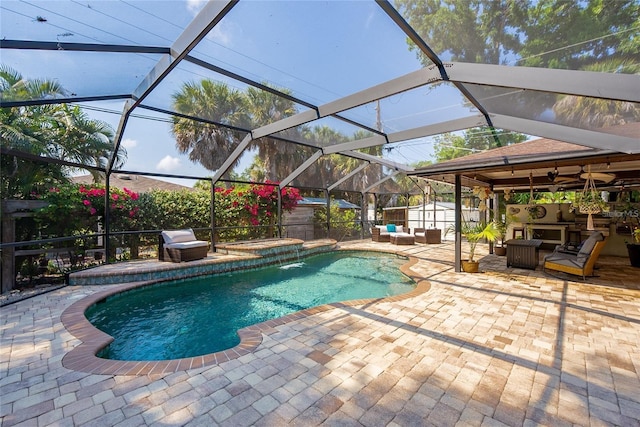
[
  {"x1": 395, "y1": 0, "x2": 639, "y2": 68},
  {"x1": 433, "y1": 127, "x2": 528, "y2": 162},
  {"x1": 171, "y1": 80, "x2": 385, "y2": 190},
  {"x1": 1, "y1": 66, "x2": 123, "y2": 197}
]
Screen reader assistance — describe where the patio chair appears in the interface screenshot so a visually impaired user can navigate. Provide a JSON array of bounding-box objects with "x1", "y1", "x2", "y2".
[
  {"x1": 414, "y1": 228, "x2": 442, "y2": 244},
  {"x1": 159, "y1": 228, "x2": 209, "y2": 262},
  {"x1": 543, "y1": 231, "x2": 606, "y2": 280}
]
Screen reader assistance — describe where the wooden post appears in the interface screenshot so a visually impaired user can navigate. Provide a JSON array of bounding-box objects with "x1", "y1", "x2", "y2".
[
  {"x1": 1, "y1": 216, "x2": 16, "y2": 293},
  {"x1": 1, "y1": 200, "x2": 48, "y2": 293}
]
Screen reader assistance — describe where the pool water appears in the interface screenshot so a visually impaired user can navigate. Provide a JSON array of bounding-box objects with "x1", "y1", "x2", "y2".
[{"x1": 86, "y1": 251, "x2": 414, "y2": 361}]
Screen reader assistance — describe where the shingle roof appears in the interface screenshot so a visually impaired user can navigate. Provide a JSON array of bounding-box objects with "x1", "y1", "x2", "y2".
[
  {"x1": 72, "y1": 174, "x2": 193, "y2": 193},
  {"x1": 298, "y1": 197, "x2": 360, "y2": 209},
  {"x1": 432, "y1": 122, "x2": 640, "y2": 168}
]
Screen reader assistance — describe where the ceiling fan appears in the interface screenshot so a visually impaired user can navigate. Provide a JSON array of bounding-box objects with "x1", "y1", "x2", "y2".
[
  {"x1": 580, "y1": 171, "x2": 616, "y2": 184},
  {"x1": 547, "y1": 166, "x2": 616, "y2": 186},
  {"x1": 547, "y1": 169, "x2": 581, "y2": 185}
]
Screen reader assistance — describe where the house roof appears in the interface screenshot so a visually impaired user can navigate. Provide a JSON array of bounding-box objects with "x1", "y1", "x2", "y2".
[
  {"x1": 72, "y1": 174, "x2": 193, "y2": 193},
  {"x1": 298, "y1": 197, "x2": 360, "y2": 210}
]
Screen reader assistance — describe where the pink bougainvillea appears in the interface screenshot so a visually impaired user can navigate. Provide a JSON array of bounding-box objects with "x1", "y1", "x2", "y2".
[
  {"x1": 77, "y1": 185, "x2": 140, "y2": 224},
  {"x1": 214, "y1": 182, "x2": 302, "y2": 234}
]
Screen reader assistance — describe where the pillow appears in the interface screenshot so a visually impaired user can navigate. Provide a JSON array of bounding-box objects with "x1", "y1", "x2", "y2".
[
  {"x1": 386, "y1": 224, "x2": 396, "y2": 232},
  {"x1": 396, "y1": 225, "x2": 404, "y2": 233},
  {"x1": 162, "y1": 228, "x2": 196, "y2": 244}
]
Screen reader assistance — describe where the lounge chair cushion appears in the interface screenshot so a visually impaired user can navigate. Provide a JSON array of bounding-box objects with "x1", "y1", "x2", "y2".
[
  {"x1": 577, "y1": 231, "x2": 604, "y2": 256},
  {"x1": 375, "y1": 225, "x2": 403, "y2": 234},
  {"x1": 161, "y1": 228, "x2": 197, "y2": 244},
  {"x1": 163, "y1": 240, "x2": 209, "y2": 250}
]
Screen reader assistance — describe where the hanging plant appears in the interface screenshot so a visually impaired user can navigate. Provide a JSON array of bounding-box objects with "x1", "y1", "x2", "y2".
[
  {"x1": 572, "y1": 166, "x2": 609, "y2": 230},
  {"x1": 472, "y1": 186, "x2": 492, "y2": 212}
]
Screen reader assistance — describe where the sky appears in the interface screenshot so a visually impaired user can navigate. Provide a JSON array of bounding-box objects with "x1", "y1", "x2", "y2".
[{"x1": 1, "y1": 0, "x2": 483, "y2": 186}]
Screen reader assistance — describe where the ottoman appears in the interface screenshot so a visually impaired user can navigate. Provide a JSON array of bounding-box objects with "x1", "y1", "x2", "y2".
[{"x1": 390, "y1": 233, "x2": 415, "y2": 245}]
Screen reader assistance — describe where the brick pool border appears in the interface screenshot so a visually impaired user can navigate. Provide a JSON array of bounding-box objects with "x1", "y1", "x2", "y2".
[{"x1": 61, "y1": 249, "x2": 431, "y2": 375}]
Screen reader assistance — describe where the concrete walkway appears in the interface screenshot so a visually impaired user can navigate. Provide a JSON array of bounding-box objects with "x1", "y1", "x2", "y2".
[{"x1": 1, "y1": 241, "x2": 639, "y2": 426}]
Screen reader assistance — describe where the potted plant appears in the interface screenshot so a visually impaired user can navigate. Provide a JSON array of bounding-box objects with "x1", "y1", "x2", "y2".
[
  {"x1": 448, "y1": 221, "x2": 499, "y2": 273},
  {"x1": 627, "y1": 227, "x2": 640, "y2": 268},
  {"x1": 493, "y1": 215, "x2": 510, "y2": 256}
]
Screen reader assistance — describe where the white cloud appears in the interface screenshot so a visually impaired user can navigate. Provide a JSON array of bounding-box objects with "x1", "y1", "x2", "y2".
[
  {"x1": 184, "y1": 0, "x2": 236, "y2": 47},
  {"x1": 186, "y1": 0, "x2": 206, "y2": 15},
  {"x1": 156, "y1": 155, "x2": 182, "y2": 172},
  {"x1": 120, "y1": 138, "x2": 137, "y2": 149},
  {"x1": 208, "y1": 22, "x2": 234, "y2": 47}
]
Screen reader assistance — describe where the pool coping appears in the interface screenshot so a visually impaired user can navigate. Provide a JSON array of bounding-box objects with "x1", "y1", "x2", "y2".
[{"x1": 60, "y1": 248, "x2": 431, "y2": 375}]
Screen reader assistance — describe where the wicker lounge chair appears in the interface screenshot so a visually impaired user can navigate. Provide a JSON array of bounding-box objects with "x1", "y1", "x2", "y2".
[
  {"x1": 414, "y1": 228, "x2": 442, "y2": 244},
  {"x1": 159, "y1": 228, "x2": 209, "y2": 262},
  {"x1": 543, "y1": 231, "x2": 606, "y2": 280}
]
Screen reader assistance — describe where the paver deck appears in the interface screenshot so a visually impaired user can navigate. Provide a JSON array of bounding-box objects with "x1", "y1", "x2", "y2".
[{"x1": 1, "y1": 240, "x2": 639, "y2": 426}]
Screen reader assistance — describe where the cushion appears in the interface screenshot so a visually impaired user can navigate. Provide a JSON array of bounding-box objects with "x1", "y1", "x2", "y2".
[
  {"x1": 396, "y1": 225, "x2": 404, "y2": 233},
  {"x1": 577, "y1": 232, "x2": 604, "y2": 256},
  {"x1": 545, "y1": 255, "x2": 584, "y2": 268},
  {"x1": 164, "y1": 240, "x2": 208, "y2": 250},
  {"x1": 162, "y1": 228, "x2": 196, "y2": 244},
  {"x1": 386, "y1": 224, "x2": 396, "y2": 232}
]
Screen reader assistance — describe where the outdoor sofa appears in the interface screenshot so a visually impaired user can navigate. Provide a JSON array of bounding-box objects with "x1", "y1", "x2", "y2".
[{"x1": 372, "y1": 224, "x2": 411, "y2": 243}]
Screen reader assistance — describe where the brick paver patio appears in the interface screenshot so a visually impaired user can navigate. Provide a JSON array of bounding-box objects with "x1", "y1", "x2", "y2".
[{"x1": 1, "y1": 241, "x2": 639, "y2": 426}]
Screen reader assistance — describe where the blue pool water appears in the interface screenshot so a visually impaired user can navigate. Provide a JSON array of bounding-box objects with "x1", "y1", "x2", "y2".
[{"x1": 86, "y1": 251, "x2": 414, "y2": 361}]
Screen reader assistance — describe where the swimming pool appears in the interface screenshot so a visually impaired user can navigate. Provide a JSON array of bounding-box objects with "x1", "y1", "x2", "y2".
[{"x1": 86, "y1": 251, "x2": 415, "y2": 361}]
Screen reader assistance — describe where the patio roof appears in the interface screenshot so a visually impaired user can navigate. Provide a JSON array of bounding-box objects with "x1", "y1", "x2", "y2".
[
  {"x1": 1, "y1": 0, "x2": 638, "y2": 194},
  {"x1": 409, "y1": 122, "x2": 640, "y2": 193}
]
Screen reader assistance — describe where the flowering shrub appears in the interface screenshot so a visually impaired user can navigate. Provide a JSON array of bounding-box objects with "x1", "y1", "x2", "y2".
[
  {"x1": 36, "y1": 184, "x2": 141, "y2": 236},
  {"x1": 78, "y1": 185, "x2": 140, "y2": 226},
  {"x1": 214, "y1": 181, "x2": 302, "y2": 238},
  {"x1": 33, "y1": 181, "x2": 302, "y2": 255}
]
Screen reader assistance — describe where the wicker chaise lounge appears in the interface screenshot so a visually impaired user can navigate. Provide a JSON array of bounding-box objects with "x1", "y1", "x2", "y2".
[{"x1": 159, "y1": 228, "x2": 209, "y2": 262}]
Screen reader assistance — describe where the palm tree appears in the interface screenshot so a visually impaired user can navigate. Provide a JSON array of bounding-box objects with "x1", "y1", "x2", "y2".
[
  {"x1": 52, "y1": 104, "x2": 126, "y2": 182},
  {"x1": 1, "y1": 66, "x2": 122, "y2": 196},
  {"x1": 171, "y1": 80, "x2": 250, "y2": 172},
  {"x1": 2, "y1": 66, "x2": 66, "y2": 196},
  {"x1": 553, "y1": 59, "x2": 640, "y2": 128},
  {"x1": 245, "y1": 85, "x2": 302, "y2": 181}
]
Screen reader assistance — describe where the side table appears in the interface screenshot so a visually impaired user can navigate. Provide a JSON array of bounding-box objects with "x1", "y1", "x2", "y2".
[{"x1": 506, "y1": 239, "x2": 543, "y2": 269}]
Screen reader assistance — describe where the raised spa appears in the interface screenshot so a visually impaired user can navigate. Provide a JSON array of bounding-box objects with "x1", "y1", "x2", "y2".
[{"x1": 86, "y1": 251, "x2": 414, "y2": 361}]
